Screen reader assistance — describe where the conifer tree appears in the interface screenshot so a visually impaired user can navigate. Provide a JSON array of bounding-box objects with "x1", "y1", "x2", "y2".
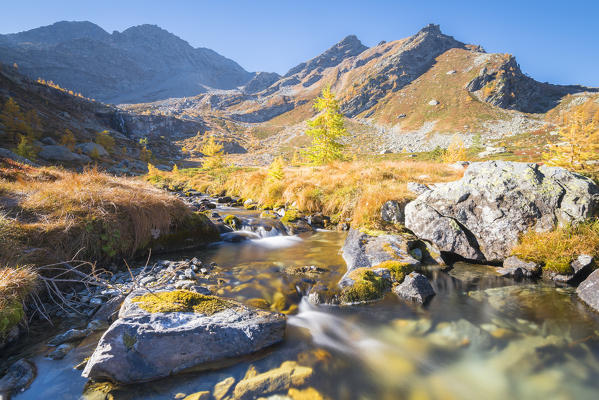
[
  {"x1": 201, "y1": 136, "x2": 225, "y2": 169},
  {"x1": 543, "y1": 101, "x2": 599, "y2": 177},
  {"x1": 303, "y1": 85, "x2": 348, "y2": 164},
  {"x1": 267, "y1": 156, "x2": 285, "y2": 182}
]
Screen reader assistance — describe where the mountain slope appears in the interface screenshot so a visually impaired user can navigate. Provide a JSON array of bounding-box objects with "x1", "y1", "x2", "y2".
[
  {"x1": 0, "y1": 21, "x2": 254, "y2": 103},
  {"x1": 124, "y1": 24, "x2": 596, "y2": 140}
]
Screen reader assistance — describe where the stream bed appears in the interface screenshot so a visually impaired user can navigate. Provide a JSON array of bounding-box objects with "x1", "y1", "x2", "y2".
[{"x1": 8, "y1": 207, "x2": 599, "y2": 400}]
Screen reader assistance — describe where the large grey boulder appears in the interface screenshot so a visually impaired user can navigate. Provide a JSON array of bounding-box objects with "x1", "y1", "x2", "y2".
[
  {"x1": 405, "y1": 161, "x2": 599, "y2": 262},
  {"x1": 38, "y1": 145, "x2": 91, "y2": 164},
  {"x1": 82, "y1": 290, "x2": 285, "y2": 384},
  {"x1": 75, "y1": 142, "x2": 109, "y2": 157},
  {"x1": 0, "y1": 147, "x2": 39, "y2": 166},
  {"x1": 577, "y1": 269, "x2": 599, "y2": 313}
]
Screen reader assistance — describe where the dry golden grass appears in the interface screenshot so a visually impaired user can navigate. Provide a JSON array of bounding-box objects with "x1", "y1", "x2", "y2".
[
  {"x1": 512, "y1": 221, "x2": 599, "y2": 274},
  {"x1": 148, "y1": 160, "x2": 463, "y2": 227},
  {"x1": 0, "y1": 160, "x2": 191, "y2": 266},
  {"x1": 0, "y1": 266, "x2": 38, "y2": 308}
]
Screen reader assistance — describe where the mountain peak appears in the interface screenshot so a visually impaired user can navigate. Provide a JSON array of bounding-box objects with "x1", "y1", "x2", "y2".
[
  {"x1": 5, "y1": 20, "x2": 109, "y2": 46},
  {"x1": 418, "y1": 23, "x2": 442, "y2": 35},
  {"x1": 284, "y1": 34, "x2": 367, "y2": 78}
]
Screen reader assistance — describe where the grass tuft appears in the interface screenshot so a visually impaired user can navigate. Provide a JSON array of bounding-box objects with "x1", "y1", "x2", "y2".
[{"x1": 512, "y1": 221, "x2": 599, "y2": 274}]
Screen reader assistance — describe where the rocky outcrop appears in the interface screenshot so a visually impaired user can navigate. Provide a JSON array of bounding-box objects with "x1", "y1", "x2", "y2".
[
  {"x1": 243, "y1": 72, "x2": 281, "y2": 94},
  {"x1": 577, "y1": 269, "x2": 599, "y2": 313},
  {"x1": 82, "y1": 289, "x2": 286, "y2": 384},
  {"x1": 405, "y1": 161, "x2": 599, "y2": 262},
  {"x1": 466, "y1": 55, "x2": 597, "y2": 113}
]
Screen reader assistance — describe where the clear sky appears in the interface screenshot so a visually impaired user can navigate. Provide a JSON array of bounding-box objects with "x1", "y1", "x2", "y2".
[{"x1": 1, "y1": 0, "x2": 597, "y2": 86}]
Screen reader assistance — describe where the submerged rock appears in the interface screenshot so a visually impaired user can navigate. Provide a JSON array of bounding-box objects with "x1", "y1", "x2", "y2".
[
  {"x1": 82, "y1": 289, "x2": 286, "y2": 384},
  {"x1": 393, "y1": 272, "x2": 435, "y2": 304},
  {"x1": 0, "y1": 359, "x2": 36, "y2": 397},
  {"x1": 577, "y1": 269, "x2": 599, "y2": 313},
  {"x1": 232, "y1": 361, "x2": 313, "y2": 400},
  {"x1": 405, "y1": 161, "x2": 599, "y2": 262},
  {"x1": 497, "y1": 256, "x2": 541, "y2": 279}
]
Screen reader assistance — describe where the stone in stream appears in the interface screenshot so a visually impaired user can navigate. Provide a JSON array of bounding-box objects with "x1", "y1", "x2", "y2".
[
  {"x1": 393, "y1": 272, "x2": 436, "y2": 304},
  {"x1": 0, "y1": 359, "x2": 36, "y2": 397},
  {"x1": 496, "y1": 256, "x2": 541, "y2": 279},
  {"x1": 577, "y1": 268, "x2": 599, "y2": 313},
  {"x1": 82, "y1": 289, "x2": 286, "y2": 384},
  {"x1": 338, "y1": 228, "x2": 443, "y2": 304},
  {"x1": 405, "y1": 161, "x2": 599, "y2": 262}
]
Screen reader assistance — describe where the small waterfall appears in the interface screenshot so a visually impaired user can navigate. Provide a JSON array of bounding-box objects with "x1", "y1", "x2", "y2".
[{"x1": 288, "y1": 298, "x2": 387, "y2": 356}]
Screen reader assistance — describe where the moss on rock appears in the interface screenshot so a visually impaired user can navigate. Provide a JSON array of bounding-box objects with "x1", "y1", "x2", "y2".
[
  {"x1": 373, "y1": 260, "x2": 414, "y2": 283},
  {"x1": 340, "y1": 269, "x2": 390, "y2": 303},
  {"x1": 223, "y1": 215, "x2": 242, "y2": 229},
  {"x1": 132, "y1": 290, "x2": 234, "y2": 315},
  {"x1": 0, "y1": 300, "x2": 24, "y2": 337}
]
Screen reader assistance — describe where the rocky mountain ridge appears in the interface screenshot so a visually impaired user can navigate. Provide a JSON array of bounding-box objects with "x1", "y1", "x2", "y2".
[{"x1": 0, "y1": 21, "x2": 254, "y2": 104}]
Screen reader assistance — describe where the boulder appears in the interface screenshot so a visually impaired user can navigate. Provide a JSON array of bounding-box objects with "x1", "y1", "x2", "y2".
[
  {"x1": 340, "y1": 228, "x2": 422, "y2": 286},
  {"x1": 577, "y1": 269, "x2": 599, "y2": 313},
  {"x1": 0, "y1": 359, "x2": 36, "y2": 397},
  {"x1": 82, "y1": 289, "x2": 286, "y2": 384},
  {"x1": 75, "y1": 142, "x2": 109, "y2": 157},
  {"x1": 38, "y1": 145, "x2": 91, "y2": 164},
  {"x1": 0, "y1": 147, "x2": 39, "y2": 166},
  {"x1": 380, "y1": 200, "x2": 405, "y2": 224},
  {"x1": 405, "y1": 161, "x2": 599, "y2": 262},
  {"x1": 393, "y1": 272, "x2": 435, "y2": 304}
]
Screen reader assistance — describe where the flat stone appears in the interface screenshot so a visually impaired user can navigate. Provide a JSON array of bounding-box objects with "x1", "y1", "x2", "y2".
[{"x1": 82, "y1": 290, "x2": 286, "y2": 384}]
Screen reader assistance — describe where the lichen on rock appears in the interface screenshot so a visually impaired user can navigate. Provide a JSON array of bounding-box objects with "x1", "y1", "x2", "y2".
[{"x1": 131, "y1": 290, "x2": 233, "y2": 315}]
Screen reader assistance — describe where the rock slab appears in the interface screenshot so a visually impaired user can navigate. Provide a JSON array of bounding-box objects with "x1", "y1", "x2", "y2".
[{"x1": 82, "y1": 290, "x2": 286, "y2": 384}]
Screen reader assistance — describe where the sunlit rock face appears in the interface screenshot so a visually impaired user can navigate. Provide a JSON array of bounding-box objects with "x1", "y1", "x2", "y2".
[{"x1": 405, "y1": 161, "x2": 599, "y2": 262}]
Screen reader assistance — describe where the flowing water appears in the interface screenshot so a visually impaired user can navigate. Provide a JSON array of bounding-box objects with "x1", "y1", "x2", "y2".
[{"x1": 8, "y1": 208, "x2": 599, "y2": 400}]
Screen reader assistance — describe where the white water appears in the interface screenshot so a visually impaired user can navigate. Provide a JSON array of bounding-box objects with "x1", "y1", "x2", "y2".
[{"x1": 248, "y1": 235, "x2": 303, "y2": 249}]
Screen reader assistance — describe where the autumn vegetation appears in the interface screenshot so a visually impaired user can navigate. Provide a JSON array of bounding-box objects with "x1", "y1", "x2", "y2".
[{"x1": 146, "y1": 160, "x2": 463, "y2": 229}]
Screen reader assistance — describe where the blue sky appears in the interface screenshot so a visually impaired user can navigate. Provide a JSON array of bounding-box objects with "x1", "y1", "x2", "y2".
[{"x1": 1, "y1": 0, "x2": 598, "y2": 86}]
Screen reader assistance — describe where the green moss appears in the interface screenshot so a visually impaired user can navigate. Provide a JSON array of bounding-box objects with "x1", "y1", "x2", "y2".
[
  {"x1": 131, "y1": 290, "x2": 234, "y2": 315},
  {"x1": 0, "y1": 300, "x2": 24, "y2": 337},
  {"x1": 281, "y1": 208, "x2": 300, "y2": 224},
  {"x1": 373, "y1": 260, "x2": 414, "y2": 283},
  {"x1": 340, "y1": 269, "x2": 390, "y2": 303},
  {"x1": 223, "y1": 215, "x2": 242, "y2": 229}
]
